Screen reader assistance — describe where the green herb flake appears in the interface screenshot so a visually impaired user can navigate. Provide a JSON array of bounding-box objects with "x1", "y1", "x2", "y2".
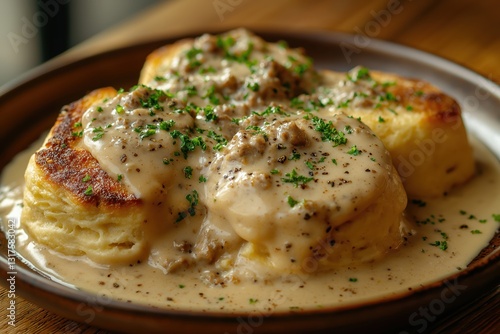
[
  {"x1": 186, "y1": 47, "x2": 203, "y2": 68},
  {"x1": 183, "y1": 166, "x2": 193, "y2": 179},
  {"x1": 116, "y1": 105, "x2": 124, "y2": 114},
  {"x1": 170, "y1": 130, "x2": 207, "y2": 159},
  {"x1": 72, "y1": 130, "x2": 83, "y2": 138},
  {"x1": 282, "y1": 169, "x2": 314, "y2": 188},
  {"x1": 348, "y1": 67, "x2": 371, "y2": 82},
  {"x1": 117, "y1": 174, "x2": 123, "y2": 182},
  {"x1": 270, "y1": 169, "x2": 280, "y2": 175},
  {"x1": 492, "y1": 214, "x2": 500, "y2": 222},
  {"x1": 411, "y1": 199, "x2": 427, "y2": 207},
  {"x1": 249, "y1": 298, "x2": 258, "y2": 304},
  {"x1": 347, "y1": 145, "x2": 361, "y2": 156},
  {"x1": 470, "y1": 230, "x2": 482, "y2": 234},
  {"x1": 247, "y1": 82, "x2": 260, "y2": 92},
  {"x1": 92, "y1": 127, "x2": 105, "y2": 141},
  {"x1": 82, "y1": 175, "x2": 91, "y2": 182},
  {"x1": 207, "y1": 130, "x2": 228, "y2": 151},
  {"x1": 348, "y1": 277, "x2": 358, "y2": 282},
  {"x1": 429, "y1": 240, "x2": 448, "y2": 251},
  {"x1": 277, "y1": 40, "x2": 289, "y2": 49},
  {"x1": 198, "y1": 175, "x2": 207, "y2": 183},
  {"x1": 311, "y1": 116, "x2": 347, "y2": 146},
  {"x1": 203, "y1": 85, "x2": 220, "y2": 105},
  {"x1": 287, "y1": 196, "x2": 299, "y2": 208},
  {"x1": 83, "y1": 185, "x2": 93, "y2": 196},
  {"x1": 289, "y1": 151, "x2": 301, "y2": 161},
  {"x1": 378, "y1": 116, "x2": 385, "y2": 123}
]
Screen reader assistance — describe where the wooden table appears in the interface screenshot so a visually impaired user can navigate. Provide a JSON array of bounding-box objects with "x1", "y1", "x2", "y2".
[{"x1": 1, "y1": 0, "x2": 498, "y2": 333}]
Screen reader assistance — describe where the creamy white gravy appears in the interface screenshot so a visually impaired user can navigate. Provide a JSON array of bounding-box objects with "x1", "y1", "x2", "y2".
[{"x1": 1, "y1": 135, "x2": 499, "y2": 313}]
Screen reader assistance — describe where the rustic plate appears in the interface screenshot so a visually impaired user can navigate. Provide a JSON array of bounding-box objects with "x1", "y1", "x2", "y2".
[{"x1": 0, "y1": 29, "x2": 499, "y2": 334}]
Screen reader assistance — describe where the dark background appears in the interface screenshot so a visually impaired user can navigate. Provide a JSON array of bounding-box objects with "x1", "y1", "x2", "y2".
[{"x1": 0, "y1": 0, "x2": 163, "y2": 87}]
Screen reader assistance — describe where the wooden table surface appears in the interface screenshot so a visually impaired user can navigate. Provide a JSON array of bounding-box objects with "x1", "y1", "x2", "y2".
[{"x1": 1, "y1": 0, "x2": 498, "y2": 333}]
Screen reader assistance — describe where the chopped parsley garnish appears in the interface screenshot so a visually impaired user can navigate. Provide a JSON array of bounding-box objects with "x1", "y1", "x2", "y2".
[
  {"x1": 97, "y1": 106, "x2": 103, "y2": 112},
  {"x1": 347, "y1": 67, "x2": 370, "y2": 82},
  {"x1": 203, "y1": 85, "x2": 220, "y2": 105},
  {"x1": 159, "y1": 120, "x2": 175, "y2": 131},
  {"x1": 183, "y1": 166, "x2": 193, "y2": 179},
  {"x1": 411, "y1": 199, "x2": 427, "y2": 207},
  {"x1": 72, "y1": 130, "x2": 83, "y2": 138},
  {"x1": 249, "y1": 298, "x2": 258, "y2": 304},
  {"x1": 282, "y1": 169, "x2": 314, "y2": 187},
  {"x1": 198, "y1": 66, "x2": 217, "y2": 74},
  {"x1": 92, "y1": 127, "x2": 105, "y2": 141},
  {"x1": 470, "y1": 230, "x2": 482, "y2": 234},
  {"x1": 115, "y1": 105, "x2": 124, "y2": 114},
  {"x1": 139, "y1": 128, "x2": 156, "y2": 140},
  {"x1": 186, "y1": 47, "x2": 203, "y2": 68},
  {"x1": 83, "y1": 185, "x2": 93, "y2": 196},
  {"x1": 198, "y1": 175, "x2": 207, "y2": 183},
  {"x1": 176, "y1": 190, "x2": 199, "y2": 223},
  {"x1": 277, "y1": 40, "x2": 289, "y2": 48},
  {"x1": 429, "y1": 240, "x2": 448, "y2": 251},
  {"x1": 294, "y1": 62, "x2": 310, "y2": 76},
  {"x1": 270, "y1": 169, "x2": 280, "y2": 175},
  {"x1": 305, "y1": 160, "x2": 314, "y2": 170},
  {"x1": 331, "y1": 158, "x2": 337, "y2": 165},
  {"x1": 493, "y1": 214, "x2": 500, "y2": 222},
  {"x1": 170, "y1": 130, "x2": 207, "y2": 159},
  {"x1": 348, "y1": 277, "x2": 358, "y2": 282},
  {"x1": 252, "y1": 105, "x2": 289, "y2": 117},
  {"x1": 382, "y1": 81, "x2": 396, "y2": 87},
  {"x1": 290, "y1": 97, "x2": 304, "y2": 109},
  {"x1": 406, "y1": 105, "x2": 414, "y2": 111},
  {"x1": 247, "y1": 82, "x2": 260, "y2": 92},
  {"x1": 246, "y1": 125, "x2": 267, "y2": 139},
  {"x1": 140, "y1": 89, "x2": 166, "y2": 111},
  {"x1": 202, "y1": 105, "x2": 218, "y2": 122},
  {"x1": 378, "y1": 116, "x2": 385, "y2": 123},
  {"x1": 117, "y1": 174, "x2": 123, "y2": 182},
  {"x1": 207, "y1": 130, "x2": 227, "y2": 151},
  {"x1": 216, "y1": 35, "x2": 236, "y2": 51},
  {"x1": 287, "y1": 196, "x2": 299, "y2": 208},
  {"x1": 82, "y1": 175, "x2": 91, "y2": 182},
  {"x1": 347, "y1": 145, "x2": 361, "y2": 156},
  {"x1": 185, "y1": 85, "x2": 198, "y2": 97},
  {"x1": 311, "y1": 116, "x2": 347, "y2": 146},
  {"x1": 289, "y1": 151, "x2": 301, "y2": 161}
]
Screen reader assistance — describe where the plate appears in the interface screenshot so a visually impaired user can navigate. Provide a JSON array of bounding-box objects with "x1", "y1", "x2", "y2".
[{"x1": 0, "y1": 29, "x2": 499, "y2": 334}]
